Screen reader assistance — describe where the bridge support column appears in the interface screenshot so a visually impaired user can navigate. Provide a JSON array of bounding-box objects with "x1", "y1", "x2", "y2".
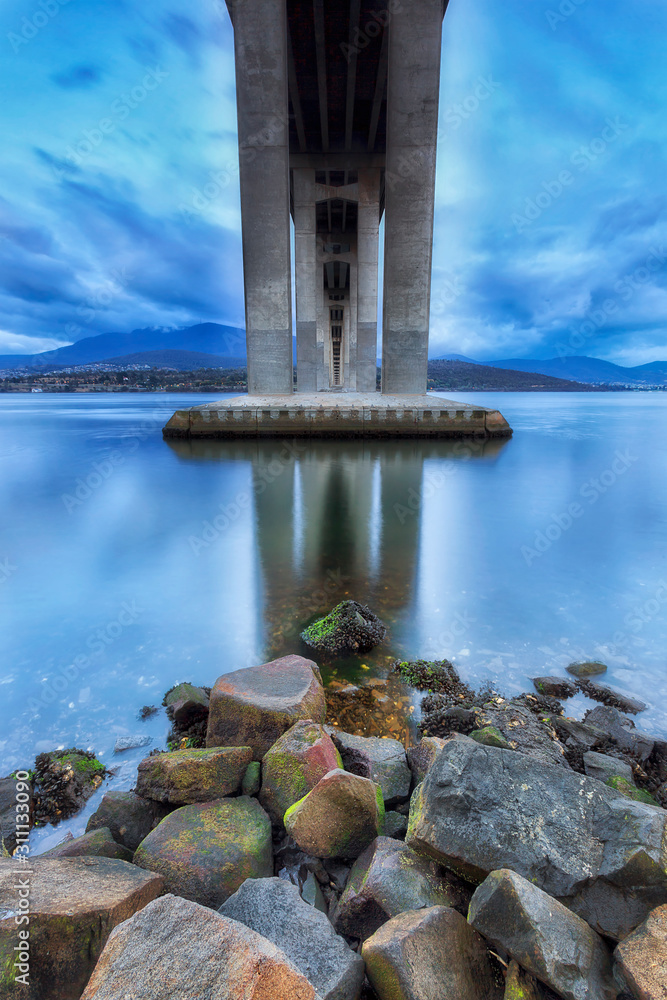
[
  {"x1": 233, "y1": 0, "x2": 293, "y2": 394},
  {"x1": 381, "y1": 0, "x2": 443, "y2": 394},
  {"x1": 293, "y1": 169, "x2": 319, "y2": 392},
  {"x1": 357, "y1": 168, "x2": 381, "y2": 392}
]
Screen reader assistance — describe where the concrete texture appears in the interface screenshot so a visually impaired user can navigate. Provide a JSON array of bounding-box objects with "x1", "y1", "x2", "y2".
[{"x1": 163, "y1": 393, "x2": 512, "y2": 439}]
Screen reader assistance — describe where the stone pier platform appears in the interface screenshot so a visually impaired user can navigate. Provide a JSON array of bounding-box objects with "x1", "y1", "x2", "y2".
[{"x1": 162, "y1": 394, "x2": 512, "y2": 440}]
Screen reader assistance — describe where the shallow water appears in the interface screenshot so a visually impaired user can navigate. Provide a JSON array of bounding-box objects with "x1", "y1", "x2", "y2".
[{"x1": 1, "y1": 391, "x2": 666, "y2": 844}]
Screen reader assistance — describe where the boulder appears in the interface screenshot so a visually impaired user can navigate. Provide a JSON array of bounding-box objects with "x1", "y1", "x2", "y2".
[
  {"x1": 606, "y1": 775, "x2": 658, "y2": 805},
  {"x1": 219, "y1": 877, "x2": 365, "y2": 1000},
  {"x1": 583, "y1": 750, "x2": 635, "y2": 785},
  {"x1": 39, "y1": 826, "x2": 133, "y2": 861},
  {"x1": 285, "y1": 769, "x2": 384, "y2": 859},
  {"x1": 470, "y1": 725, "x2": 512, "y2": 749},
  {"x1": 165, "y1": 681, "x2": 209, "y2": 725},
  {"x1": 614, "y1": 902, "x2": 667, "y2": 1000},
  {"x1": 86, "y1": 791, "x2": 170, "y2": 852},
  {"x1": 136, "y1": 746, "x2": 252, "y2": 805},
  {"x1": 134, "y1": 796, "x2": 272, "y2": 908},
  {"x1": 384, "y1": 811, "x2": 408, "y2": 839},
  {"x1": 80, "y1": 893, "x2": 320, "y2": 999},
  {"x1": 362, "y1": 905, "x2": 501, "y2": 1000},
  {"x1": 242, "y1": 761, "x2": 261, "y2": 796},
  {"x1": 33, "y1": 748, "x2": 106, "y2": 826},
  {"x1": 584, "y1": 705, "x2": 655, "y2": 761},
  {"x1": 0, "y1": 777, "x2": 32, "y2": 855},
  {"x1": 332, "y1": 836, "x2": 468, "y2": 941},
  {"x1": 406, "y1": 739, "x2": 667, "y2": 940},
  {"x1": 567, "y1": 660, "x2": 608, "y2": 678},
  {"x1": 468, "y1": 869, "x2": 617, "y2": 1000},
  {"x1": 328, "y1": 730, "x2": 411, "y2": 804},
  {"x1": 301, "y1": 600, "x2": 387, "y2": 657},
  {"x1": 472, "y1": 701, "x2": 569, "y2": 769},
  {"x1": 113, "y1": 734, "x2": 152, "y2": 753},
  {"x1": 0, "y1": 856, "x2": 163, "y2": 1000},
  {"x1": 206, "y1": 655, "x2": 326, "y2": 759},
  {"x1": 406, "y1": 736, "x2": 448, "y2": 787},
  {"x1": 259, "y1": 721, "x2": 342, "y2": 825},
  {"x1": 532, "y1": 676, "x2": 577, "y2": 699}
]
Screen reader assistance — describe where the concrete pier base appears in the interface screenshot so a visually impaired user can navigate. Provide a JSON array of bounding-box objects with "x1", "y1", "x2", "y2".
[{"x1": 163, "y1": 394, "x2": 512, "y2": 440}]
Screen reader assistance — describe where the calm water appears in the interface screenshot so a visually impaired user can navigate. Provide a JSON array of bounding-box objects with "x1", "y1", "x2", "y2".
[{"x1": 1, "y1": 391, "x2": 666, "y2": 844}]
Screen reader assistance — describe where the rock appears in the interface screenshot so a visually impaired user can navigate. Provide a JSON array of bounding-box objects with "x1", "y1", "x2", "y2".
[
  {"x1": 300, "y1": 870, "x2": 328, "y2": 911},
  {"x1": 468, "y1": 869, "x2": 617, "y2": 1000},
  {"x1": 406, "y1": 739, "x2": 667, "y2": 940},
  {"x1": 285, "y1": 769, "x2": 384, "y2": 859},
  {"x1": 503, "y1": 960, "x2": 541, "y2": 1000},
  {"x1": 136, "y1": 745, "x2": 252, "y2": 805},
  {"x1": 259, "y1": 721, "x2": 342, "y2": 825},
  {"x1": 584, "y1": 705, "x2": 655, "y2": 761},
  {"x1": 327, "y1": 730, "x2": 411, "y2": 805},
  {"x1": 86, "y1": 791, "x2": 170, "y2": 852},
  {"x1": 532, "y1": 676, "x2": 577, "y2": 699},
  {"x1": 614, "y1": 902, "x2": 667, "y2": 1000},
  {"x1": 549, "y1": 713, "x2": 607, "y2": 752},
  {"x1": 474, "y1": 701, "x2": 570, "y2": 769},
  {"x1": 134, "y1": 795, "x2": 272, "y2": 908},
  {"x1": 0, "y1": 776, "x2": 32, "y2": 855},
  {"x1": 80, "y1": 893, "x2": 320, "y2": 999},
  {"x1": 385, "y1": 811, "x2": 408, "y2": 839},
  {"x1": 301, "y1": 600, "x2": 387, "y2": 656},
  {"x1": 164, "y1": 681, "x2": 209, "y2": 725},
  {"x1": 39, "y1": 826, "x2": 133, "y2": 861},
  {"x1": 606, "y1": 775, "x2": 658, "y2": 805},
  {"x1": 567, "y1": 660, "x2": 608, "y2": 678},
  {"x1": 242, "y1": 760, "x2": 261, "y2": 796},
  {"x1": 578, "y1": 680, "x2": 647, "y2": 715},
  {"x1": 583, "y1": 750, "x2": 635, "y2": 785},
  {"x1": 33, "y1": 748, "x2": 106, "y2": 826},
  {"x1": 113, "y1": 734, "x2": 152, "y2": 753},
  {"x1": 219, "y1": 877, "x2": 365, "y2": 1000},
  {"x1": 206, "y1": 654, "x2": 326, "y2": 759},
  {"x1": 332, "y1": 836, "x2": 468, "y2": 941},
  {"x1": 362, "y1": 905, "x2": 501, "y2": 1000},
  {"x1": 0, "y1": 856, "x2": 163, "y2": 1000},
  {"x1": 470, "y1": 725, "x2": 512, "y2": 749},
  {"x1": 406, "y1": 736, "x2": 448, "y2": 787}
]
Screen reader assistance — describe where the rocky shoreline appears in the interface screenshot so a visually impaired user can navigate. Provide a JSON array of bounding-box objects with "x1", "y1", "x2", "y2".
[{"x1": 1, "y1": 651, "x2": 666, "y2": 999}]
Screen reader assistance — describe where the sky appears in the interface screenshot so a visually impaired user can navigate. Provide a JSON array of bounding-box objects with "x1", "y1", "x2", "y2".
[{"x1": 1, "y1": 0, "x2": 666, "y2": 365}]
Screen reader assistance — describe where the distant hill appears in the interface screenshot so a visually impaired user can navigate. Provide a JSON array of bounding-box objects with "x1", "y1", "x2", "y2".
[
  {"x1": 427, "y1": 360, "x2": 606, "y2": 392},
  {"x1": 99, "y1": 350, "x2": 246, "y2": 370},
  {"x1": 0, "y1": 323, "x2": 246, "y2": 371},
  {"x1": 433, "y1": 352, "x2": 483, "y2": 364},
  {"x1": 489, "y1": 355, "x2": 667, "y2": 386}
]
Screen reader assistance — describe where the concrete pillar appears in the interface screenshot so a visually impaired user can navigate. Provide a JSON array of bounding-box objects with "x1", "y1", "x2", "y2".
[
  {"x1": 357, "y1": 168, "x2": 381, "y2": 393},
  {"x1": 381, "y1": 0, "x2": 443, "y2": 394},
  {"x1": 293, "y1": 169, "x2": 318, "y2": 391},
  {"x1": 232, "y1": 0, "x2": 293, "y2": 395}
]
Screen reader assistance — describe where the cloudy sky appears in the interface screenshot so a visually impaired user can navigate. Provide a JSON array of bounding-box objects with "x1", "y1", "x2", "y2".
[{"x1": 1, "y1": 0, "x2": 666, "y2": 365}]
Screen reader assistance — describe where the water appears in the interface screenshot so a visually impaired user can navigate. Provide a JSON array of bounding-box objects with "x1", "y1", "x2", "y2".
[{"x1": 1, "y1": 391, "x2": 666, "y2": 845}]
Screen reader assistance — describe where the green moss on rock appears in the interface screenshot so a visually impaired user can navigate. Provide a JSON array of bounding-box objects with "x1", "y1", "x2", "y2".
[{"x1": 606, "y1": 775, "x2": 658, "y2": 805}]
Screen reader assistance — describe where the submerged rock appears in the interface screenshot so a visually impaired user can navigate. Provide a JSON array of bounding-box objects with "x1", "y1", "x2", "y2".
[
  {"x1": 362, "y1": 905, "x2": 502, "y2": 1000},
  {"x1": 259, "y1": 721, "x2": 341, "y2": 826},
  {"x1": 33, "y1": 748, "x2": 106, "y2": 826},
  {"x1": 301, "y1": 601, "x2": 387, "y2": 657},
  {"x1": 113, "y1": 735, "x2": 152, "y2": 753},
  {"x1": 567, "y1": 660, "x2": 608, "y2": 678},
  {"x1": 532, "y1": 676, "x2": 578, "y2": 699},
  {"x1": 614, "y1": 902, "x2": 667, "y2": 1000},
  {"x1": 39, "y1": 826, "x2": 132, "y2": 861},
  {"x1": 86, "y1": 791, "x2": 170, "y2": 852},
  {"x1": 80, "y1": 893, "x2": 319, "y2": 1000},
  {"x1": 468, "y1": 869, "x2": 617, "y2": 1000},
  {"x1": 285, "y1": 768, "x2": 385, "y2": 859},
  {"x1": 134, "y1": 796, "x2": 273, "y2": 908},
  {"x1": 0, "y1": 856, "x2": 163, "y2": 1000},
  {"x1": 332, "y1": 836, "x2": 468, "y2": 941},
  {"x1": 577, "y1": 679, "x2": 647, "y2": 715},
  {"x1": 219, "y1": 877, "x2": 365, "y2": 1000},
  {"x1": 206, "y1": 654, "x2": 326, "y2": 759},
  {"x1": 406, "y1": 739, "x2": 667, "y2": 940},
  {"x1": 136, "y1": 745, "x2": 252, "y2": 805},
  {"x1": 327, "y1": 729, "x2": 411, "y2": 805}
]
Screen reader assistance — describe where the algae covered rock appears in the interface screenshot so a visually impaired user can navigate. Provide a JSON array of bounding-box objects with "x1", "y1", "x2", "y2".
[
  {"x1": 86, "y1": 791, "x2": 170, "y2": 852},
  {"x1": 33, "y1": 748, "x2": 106, "y2": 826},
  {"x1": 362, "y1": 905, "x2": 502, "y2": 1000},
  {"x1": 468, "y1": 869, "x2": 617, "y2": 1000},
  {"x1": 614, "y1": 902, "x2": 667, "y2": 1000},
  {"x1": 136, "y1": 745, "x2": 252, "y2": 805},
  {"x1": 164, "y1": 681, "x2": 210, "y2": 725},
  {"x1": 328, "y1": 729, "x2": 411, "y2": 805},
  {"x1": 80, "y1": 893, "x2": 320, "y2": 1000},
  {"x1": 206, "y1": 654, "x2": 326, "y2": 759},
  {"x1": 332, "y1": 836, "x2": 468, "y2": 941},
  {"x1": 567, "y1": 660, "x2": 608, "y2": 678},
  {"x1": 0, "y1": 856, "x2": 163, "y2": 1000},
  {"x1": 301, "y1": 600, "x2": 387, "y2": 656},
  {"x1": 406, "y1": 736, "x2": 449, "y2": 787},
  {"x1": 259, "y1": 721, "x2": 341, "y2": 825},
  {"x1": 285, "y1": 768, "x2": 385, "y2": 859},
  {"x1": 39, "y1": 826, "x2": 133, "y2": 861},
  {"x1": 242, "y1": 760, "x2": 261, "y2": 796},
  {"x1": 134, "y1": 795, "x2": 273, "y2": 908},
  {"x1": 219, "y1": 877, "x2": 365, "y2": 1000},
  {"x1": 470, "y1": 725, "x2": 511, "y2": 749},
  {"x1": 0, "y1": 776, "x2": 33, "y2": 855}
]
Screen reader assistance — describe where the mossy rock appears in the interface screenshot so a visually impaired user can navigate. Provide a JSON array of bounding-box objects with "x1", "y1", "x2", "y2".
[
  {"x1": 86, "y1": 792, "x2": 170, "y2": 852},
  {"x1": 136, "y1": 746, "x2": 252, "y2": 805},
  {"x1": 566, "y1": 661, "x2": 607, "y2": 679},
  {"x1": 164, "y1": 683, "x2": 209, "y2": 725},
  {"x1": 301, "y1": 601, "x2": 387, "y2": 656},
  {"x1": 259, "y1": 721, "x2": 342, "y2": 825},
  {"x1": 134, "y1": 796, "x2": 273, "y2": 908},
  {"x1": 39, "y1": 827, "x2": 132, "y2": 862},
  {"x1": 33, "y1": 748, "x2": 106, "y2": 827},
  {"x1": 242, "y1": 761, "x2": 261, "y2": 796},
  {"x1": 284, "y1": 769, "x2": 385, "y2": 859},
  {"x1": 605, "y1": 775, "x2": 658, "y2": 806},
  {"x1": 470, "y1": 726, "x2": 512, "y2": 750}
]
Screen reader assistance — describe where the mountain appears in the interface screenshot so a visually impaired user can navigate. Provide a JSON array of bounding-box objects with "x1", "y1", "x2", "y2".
[
  {"x1": 98, "y1": 350, "x2": 246, "y2": 370},
  {"x1": 0, "y1": 323, "x2": 246, "y2": 371},
  {"x1": 433, "y1": 352, "x2": 482, "y2": 364},
  {"x1": 427, "y1": 360, "x2": 605, "y2": 392},
  {"x1": 489, "y1": 356, "x2": 667, "y2": 386}
]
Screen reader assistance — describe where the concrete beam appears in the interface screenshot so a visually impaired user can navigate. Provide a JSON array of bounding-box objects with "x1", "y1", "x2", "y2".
[
  {"x1": 381, "y1": 0, "x2": 443, "y2": 394},
  {"x1": 232, "y1": 0, "x2": 293, "y2": 394},
  {"x1": 293, "y1": 169, "x2": 319, "y2": 391}
]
